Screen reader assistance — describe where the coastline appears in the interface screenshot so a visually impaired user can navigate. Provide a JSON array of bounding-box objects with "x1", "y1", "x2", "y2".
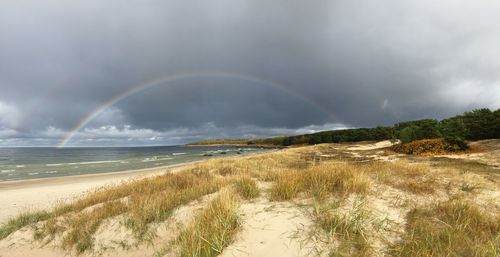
[
  {"x1": 0, "y1": 162, "x2": 193, "y2": 223},
  {"x1": 0, "y1": 150, "x2": 275, "y2": 223}
]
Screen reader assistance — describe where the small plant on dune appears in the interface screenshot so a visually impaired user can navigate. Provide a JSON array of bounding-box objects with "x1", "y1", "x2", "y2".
[
  {"x1": 0, "y1": 210, "x2": 50, "y2": 240},
  {"x1": 177, "y1": 190, "x2": 240, "y2": 257},
  {"x1": 389, "y1": 199, "x2": 500, "y2": 257},
  {"x1": 233, "y1": 176, "x2": 260, "y2": 199},
  {"x1": 62, "y1": 201, "x2": 127, "y2": 253},
  {"x1": 314, "y1": 198, "x2": 372, "y2": 257}
]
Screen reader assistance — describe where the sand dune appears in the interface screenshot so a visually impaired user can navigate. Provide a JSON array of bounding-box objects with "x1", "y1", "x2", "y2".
[{"x1": 1, "y1": 140, "x2": 499, "y2": 257}]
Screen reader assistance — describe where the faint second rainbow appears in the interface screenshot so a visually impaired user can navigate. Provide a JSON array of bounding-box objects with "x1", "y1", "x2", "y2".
[{"x1": 57, "y1": 71, "x2": 336, "y2": 147}]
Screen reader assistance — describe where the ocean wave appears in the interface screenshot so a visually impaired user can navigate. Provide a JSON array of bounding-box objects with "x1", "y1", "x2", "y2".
[
  {"x1": 67, "y1": 160, "x2": 123, "y2": 165},
  {"x1": 44, "y1": 160, "x2": 123, "y2": 166},
  {"x1": 142, "y1": 157, "x2": 173, "y2": 162},
  {"x1": 28, "y1": 172, "x2": 39, "y2": 175},
  {"x1": 15, "y1": 165, "x2": 25, "y2": 168},
  {"x1": 46, "y1": 160, "x2": 122, "y2": 167},
  {"x1": 1, "y1": 169, "x2": 15, "y2": 173},
  {"x1": 172, "y1": 152, "x2": 186, "y2": 156},
  {"x1": 44, "y1": 171, "x2": 58, "y2": 174}
]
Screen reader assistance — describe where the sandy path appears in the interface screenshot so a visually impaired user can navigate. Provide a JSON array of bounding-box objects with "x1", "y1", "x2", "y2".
[
  {"x1": 221, "y1": 198, "x2": 322, "y2": 257},
  {"x1": 0, "y1": 163, "x2": 193, "y2": 223},
  {"x1": 347, "y1": 140, "x2": 397, "y2": 151}
]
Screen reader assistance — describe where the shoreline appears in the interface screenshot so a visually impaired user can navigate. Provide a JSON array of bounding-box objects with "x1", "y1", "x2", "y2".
[
  {"x1": 0, "y1": 162, "x2": 199, "y2": 223},
  {"x1": 0, "y1": 150, "x2": 275, "y2": 223},
  {"x1": 0, "y1": 161, "x2": 200, "y2": 190}
]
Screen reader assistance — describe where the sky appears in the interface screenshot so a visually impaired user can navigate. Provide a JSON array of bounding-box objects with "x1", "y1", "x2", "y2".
[{"x1": 0, "y1": 0, "x2": 499, "y2": 147}]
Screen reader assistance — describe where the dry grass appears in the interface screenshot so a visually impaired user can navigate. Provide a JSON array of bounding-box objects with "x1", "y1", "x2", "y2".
[
  {"x1": 233, "y1": 176, "x2": 260, "y2": 199},
  {"x1": 125, "y1": 173, "x2": 223, "y2": 239},
  {"x1": 176, "y1": 190, "x2": 240, "y2": 257},
  {"x1": 28, "y1": 170, "x2": 226, "y2": 252},
  {"x1": 270, "y1": 162, "x2": 371, "y2": 201},
  {"x1": 313, "y1": 199, "x2": 372, "y2": 257},
  {"x1": 430, "y1": 157, "x2": 500, "y2": 176},
  {"x1": 62, "y1": 201, "x2": 127, "y2": 253},
  {"x1": 389, "y1": 199, "x2": 500, "y2": 257},
  {"x1": 360, "y1": 161, "x2": 440, "y2": 195},
  {"x1": 270, "y1": 173, "x2": 303, "y2": 200},
  {"x1": 1, "y1": 141, "x2": 499, "y2": 257}
]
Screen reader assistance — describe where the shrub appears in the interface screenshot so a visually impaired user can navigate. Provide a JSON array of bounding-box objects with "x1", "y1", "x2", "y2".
[{"x1": 392, "y1": 138, "x2": 468, "y2": 155}]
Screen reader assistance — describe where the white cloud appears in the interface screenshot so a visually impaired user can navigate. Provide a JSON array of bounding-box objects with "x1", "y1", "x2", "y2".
[
  {"x1": 0, "y1": 127, "x2": 18, "y2": 137},
  {"x1": 0, "y1": 101, "x2": 21, "y2": 128},
  {"x1": 437, "y1": 79, "x2": 500, "y2": 110},
  {"x1": 57, "y1": 122, "x2": 351, "y2": 147}
]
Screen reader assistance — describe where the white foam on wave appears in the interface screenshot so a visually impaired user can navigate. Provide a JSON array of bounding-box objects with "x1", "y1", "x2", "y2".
[
  {"x1": 46, "y1": 160, "x2": 122, "y2": 166},
  {"x1": 142, "y1": 156, "x2": 173, "y2": 162},
  {"x1": 44, "y1": 171, "x2": 58, "y2": 174},
  {"x1": 28, "y1": 172, "x2": 39, "y2": 175},
  {"x1": 67, "y1": 160, "x2": 123, "y2": 165},
  {"x1": 1, "y1": 169, "x2": 15, "y2": 173},
  {"x1": 16, "y1": 165, "x2": 25, "y2": 168},
  {"x1": 172, "y1": 152, "x2": 186, "y2": 156}
]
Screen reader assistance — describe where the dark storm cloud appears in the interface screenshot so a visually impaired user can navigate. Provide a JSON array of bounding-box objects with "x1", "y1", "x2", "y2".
[{"x1": 0, "y1": 0, "x2": 499, "y2": 146}]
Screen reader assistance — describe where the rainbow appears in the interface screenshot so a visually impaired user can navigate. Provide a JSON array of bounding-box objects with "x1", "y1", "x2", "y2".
[{"x1": 57, "y1": 72, "x2": 335, "y2": 147}]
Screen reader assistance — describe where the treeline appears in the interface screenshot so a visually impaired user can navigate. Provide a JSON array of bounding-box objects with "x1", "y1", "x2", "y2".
[{"x1": 247, "y1": 108, "x2": 500, "y2": 146}]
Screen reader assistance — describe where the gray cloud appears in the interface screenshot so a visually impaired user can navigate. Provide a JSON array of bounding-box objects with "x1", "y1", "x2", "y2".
[{"x1": 0, "y1": 0, "x2": 499, "y2": 146}]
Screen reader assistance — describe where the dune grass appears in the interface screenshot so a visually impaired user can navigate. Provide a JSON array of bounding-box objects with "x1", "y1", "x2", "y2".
[
  {"x1": 270, "y1": 162, "x2": 371, "y2": 201},
  {"x1": 26, "y1": 170, "x2": 226, "y2": 252},
  {"x1": 1, "y1": 142, "x2": 499, "y2": 257},
  {"x1": 62, "y1": 201, "x2": 127, "y2": 253},
  {"x1": 233, "y1": 176, "x2": 260, "y2": 199},
  {"x1": 125, "y1": 173, "x2": 224, "y2": 239},
  {"x1": 176, "y1": 190, "x2": 240, "y2": 257},
  {"x1": 313, "y1": 199, "x2": 372, "y2": 257},
  {"x1": 0, "y1": 210, "x2": 50, "y2": 240},
  {"x1": 389, "y1": 199, "x2": 500, "y2": 257}
]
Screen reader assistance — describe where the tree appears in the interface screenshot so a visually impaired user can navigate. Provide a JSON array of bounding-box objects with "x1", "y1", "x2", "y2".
[
  {"x1": 439, "y1": 117, "x2": 467, "y2": 140},
  {"x1": 462, "y1": 108, "x2": 496, "y2": 140},
  {"x1": 399, "y1": 126, "x2": 418, "y2": 143}
]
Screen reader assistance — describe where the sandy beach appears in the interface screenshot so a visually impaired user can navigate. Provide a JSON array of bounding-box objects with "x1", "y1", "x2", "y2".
[
  {"x1": 0, "y1": 141, "x2": 498, "y2": 257},
  {"x1": 0, "y1": 162, "x2": 196, "y2": 223}
]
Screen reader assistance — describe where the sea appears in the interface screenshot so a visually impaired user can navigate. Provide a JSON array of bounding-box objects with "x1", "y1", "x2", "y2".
[{"x1": 0, "y1": 146, "x2": 268, "y2": 181}]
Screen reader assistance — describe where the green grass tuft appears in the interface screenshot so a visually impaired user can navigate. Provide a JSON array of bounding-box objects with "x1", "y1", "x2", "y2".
[
  {"x1": 0, "y1": 210, "x2": 50, "y2": 240},
  {"x1": 177, "y1": 190, "x2": 240, "y2": 257}
]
